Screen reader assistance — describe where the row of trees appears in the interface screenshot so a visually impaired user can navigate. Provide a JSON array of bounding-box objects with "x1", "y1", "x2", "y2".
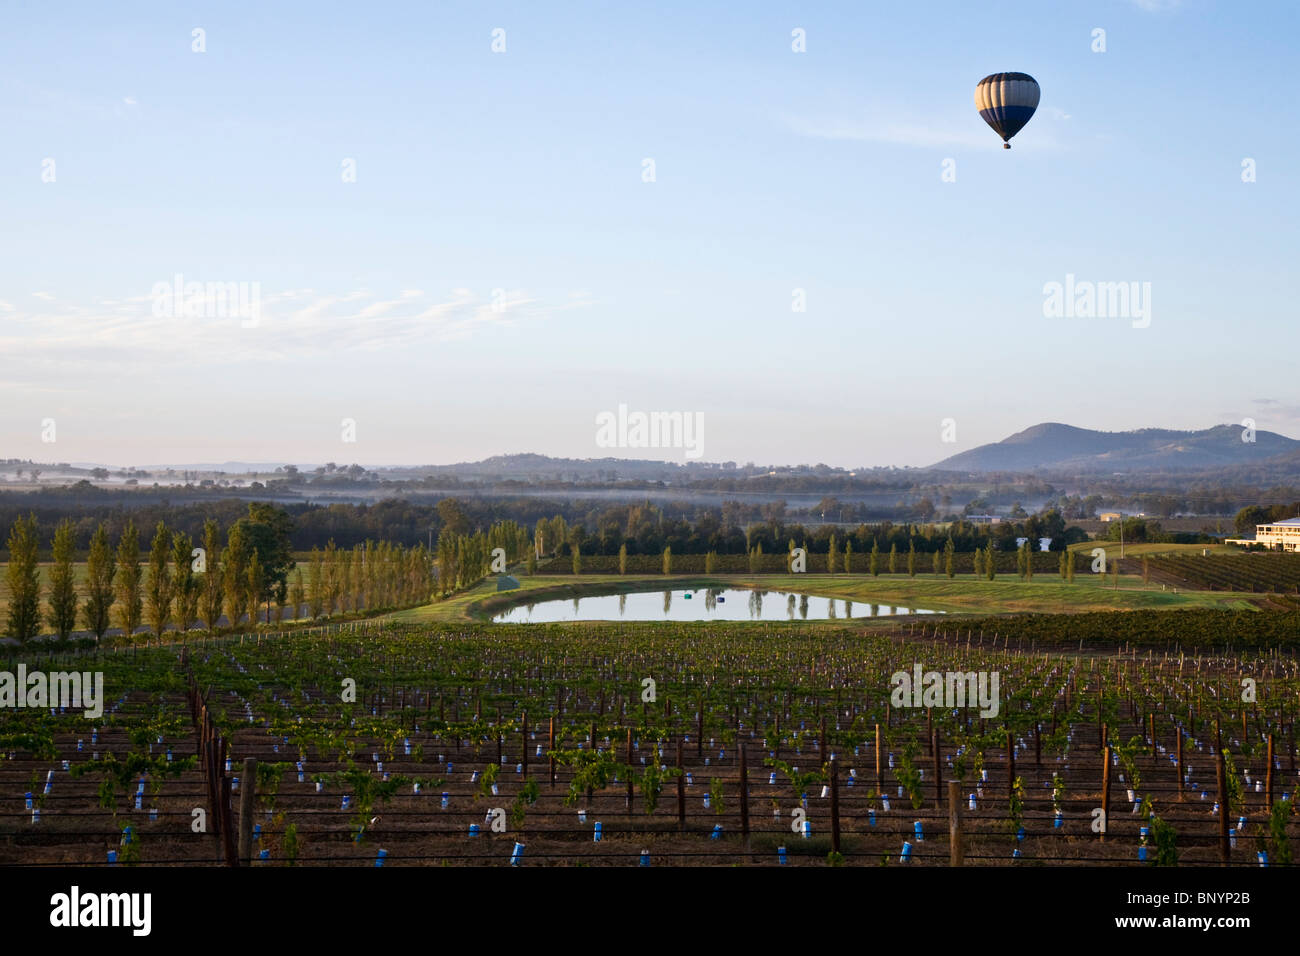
[
  {"x1": 297, "y1": 539, "x2": 435, "y2": 618},
  {"x1": 5, "y1": 504, "x2": 297, "y2": 643},
  {"x1": 434, "y1": 520, "x2": 530, "y2": 597},
  {"x1": 556, "y1": 515, "x2": 1087, "y2": 558}
]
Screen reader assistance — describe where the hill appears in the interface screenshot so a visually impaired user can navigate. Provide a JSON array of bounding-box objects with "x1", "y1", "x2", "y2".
[{"x1": 931, "y1": 423, "x2": 1300, "y2": 473}]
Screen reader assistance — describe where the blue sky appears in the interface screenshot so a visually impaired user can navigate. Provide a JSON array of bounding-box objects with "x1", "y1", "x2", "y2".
[{"x1": 2, "y1": 0, "x2": 1297, "y2": 469}]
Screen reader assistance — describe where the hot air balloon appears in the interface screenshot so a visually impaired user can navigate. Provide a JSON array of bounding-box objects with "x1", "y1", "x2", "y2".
[{"x1": 974, "y1": 72, "x2": 1040, "y2": 148}]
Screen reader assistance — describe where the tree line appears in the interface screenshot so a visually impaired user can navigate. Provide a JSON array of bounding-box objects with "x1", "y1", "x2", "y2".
[{"x1": 3, "y1": 503, "x2": 434, "y2": 643}]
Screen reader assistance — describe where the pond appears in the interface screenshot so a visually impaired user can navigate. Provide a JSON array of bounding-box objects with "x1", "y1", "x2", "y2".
[{"x1": 490, "y1": 588, "x2": 943, "y2": 623}]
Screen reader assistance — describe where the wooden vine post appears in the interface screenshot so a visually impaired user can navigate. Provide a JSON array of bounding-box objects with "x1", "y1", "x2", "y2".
[
  {"x1": 948, "y1": 780, "x2": 963, "y2": 866},
  {"x1": 1176, "y1": 729, "x2": 1184, "y2": 800},
  {"x1": 237, "y1": 757, "x2": 257, "y2": 865},
  {"x1": 1266, "y1": 733, "x2": 1274, "y2": 809},
  {"x1": 625, "y1": 728, "x2": 634, "y2": 814},
  {"x1": 933, "y1": 728, "x2": 943, "y2": 809},
  {"x1": 875, "y1": 723, "x2": 883, "y2": 795},
  {"x1": 739, "y1": 743, "x2": 750, "y2": 848},
  {"x1": 676, "y1": 734, "x2": 686, "y2": 830},
  {"x1": 220, "y1": 770, "x2": 237, "y2": 867},
  {"x1": 1100, "y1": 745, "x2": 1111, "y2": 843},
  {"x1": 828, "y1": 757, "x2": 840, "y2": 856},
  {"x1": 1006, "y1": 732, "x2": 1015, "y2": 798},
  {"x1": 1216, "y1": 745, "x2": 1229, "y2": 863}
]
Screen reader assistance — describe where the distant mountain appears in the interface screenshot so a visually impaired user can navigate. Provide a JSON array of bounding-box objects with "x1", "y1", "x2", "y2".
[{"x1": 930, "y1": 423, "x2": 1300, "y2": 473}]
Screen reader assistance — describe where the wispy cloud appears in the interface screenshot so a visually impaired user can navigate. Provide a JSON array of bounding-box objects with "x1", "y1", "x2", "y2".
[
  {"x1": 1131, "y1": 0, "x2": 1182, "y2": 11},
  {"x1": 0, "y1": 286, "x2": 595, "y2": 378},
  {"x1": 783, "y1": 113, "x2": 990, "y2": 149},
  {"x1": 781, "y1": 112, "x2": 1063, "y2": 151}
]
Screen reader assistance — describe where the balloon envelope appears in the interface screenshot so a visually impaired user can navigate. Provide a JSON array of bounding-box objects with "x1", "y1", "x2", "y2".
[{"x1": 975, "y1": 72, "x2": 1040, "y2": 147}]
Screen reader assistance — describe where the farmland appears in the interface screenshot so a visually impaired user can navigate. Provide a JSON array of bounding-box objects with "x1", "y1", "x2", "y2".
[
  {"x1": 1141, "y1": 554, "x2": 1300, "y2": 595},
  {"x1": 2, "y1": 616, "x2": 1297, "y2": 867}
]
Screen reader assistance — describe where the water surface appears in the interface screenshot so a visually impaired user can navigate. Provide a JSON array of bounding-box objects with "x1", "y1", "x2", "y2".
[{"x1": 491, "y1": 588, "x2": 942, "y2": 623}]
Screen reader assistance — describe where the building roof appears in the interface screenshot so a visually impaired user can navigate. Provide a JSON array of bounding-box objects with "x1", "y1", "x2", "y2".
[{"x1": 1264, "y1": 517, "x2": 1300, "y2": 527}]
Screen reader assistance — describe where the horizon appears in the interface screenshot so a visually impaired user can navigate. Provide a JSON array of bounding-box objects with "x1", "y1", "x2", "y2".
[{"x1": 4, "y1": 417, "x2": 1298, "y2": 475}]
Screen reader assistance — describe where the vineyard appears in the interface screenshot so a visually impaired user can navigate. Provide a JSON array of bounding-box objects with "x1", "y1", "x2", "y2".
[
  {"x1": 3, "y1": 617, "x2": 1298, "y2": 867},
  {"x1": 1142, "y1": 554, "x2": 1300, "y2": 594}
]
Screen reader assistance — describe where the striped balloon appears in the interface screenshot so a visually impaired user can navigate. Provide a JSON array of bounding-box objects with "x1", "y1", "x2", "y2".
[{"x1": 974, "y1": 72, "x2": 1040, "y2": 148}]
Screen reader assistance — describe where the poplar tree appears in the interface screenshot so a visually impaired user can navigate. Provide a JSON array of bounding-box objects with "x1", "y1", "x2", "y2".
[
  {"x1": 307, "y1": 547, "x2": 325, "y2": 618},
  {"x1": 223, "y1": 526, "x2": 249, "y2": 627},
  {"x1": 114, "y1": 520, "x2": 143, "y2": 640},
  {"x1": 200, "y1": 519, "x2": 223, "y2": 634},
  {"x1": 662, "y1": 545, "x2": 672, "y2": 575},
  {"x1": 6, "y1": 513, "x2": 41, "y2": 642},
  {"x1": 47, "y1": 519, "x2": 78, "y2": 640},
  {"x1": 340, "y1": 547, "x2": 354, "y2": 613},
  {"x1": 290, "y1": 569, "x2": 306, "y2": 620},
  {"x1": 618, "y1": 543, "x2": 627, "y2": 575},
  {"x1": 907, "y1": 540, "x2": 916, "y2": 577},
  {"x1": 944, "y1": 538, "x2": 955, "y2": 578},
  {"x1": 82, "y1": 523, "x2": 116, "y2": 641},
  {"x1": 352, "y1": 543, "x2": 367, "y2": 608},
  {"x1": 871, "y1": 540, "x2": 881, "y2": 577},
  {"x1": 247, "y1": 549, "x2": 264, "y2": 624},
  {"x1": 145, "y1": 521, "x2": 175, "y2": 637},
  {"x1": 844, "y1": 540, "x2": 853, "y2": 573},
  {"x1": 436, "y1": 533, "x2": 455, "y2": 597},
  {"x1": 172, "y1": 530, "x2": 199, "y2": 633},
  {"x1": 888, "y1": 542, "x2": 897, "y2": 574},
  {"x1": 324, "y1": 540, "x2": 341, "y2": 615},
  {"x1": 827, "y1": 534, "x2": 838, "y2": 574}
]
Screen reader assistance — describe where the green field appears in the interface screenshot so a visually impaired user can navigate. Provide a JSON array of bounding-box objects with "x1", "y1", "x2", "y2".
[
  {"x1": 1065, "y1": 541, "x2": 1237, "y2": 556},
  {"x1": 388, "y1": 569, "x2": 1256, "y2": 624}
]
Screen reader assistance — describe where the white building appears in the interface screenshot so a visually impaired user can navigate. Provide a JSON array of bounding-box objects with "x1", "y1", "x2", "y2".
[{"x1": 1227, "y1": 517, "x2": 1300, "y2": 553}]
